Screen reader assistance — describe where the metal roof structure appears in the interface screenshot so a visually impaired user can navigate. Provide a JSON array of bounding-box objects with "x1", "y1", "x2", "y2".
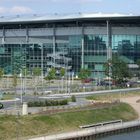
[{"x1": 0, "y1": 13, "x2": 139, "y2": 23}]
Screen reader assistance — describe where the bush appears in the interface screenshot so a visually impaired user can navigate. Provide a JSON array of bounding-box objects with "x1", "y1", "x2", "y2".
[
  {"x1": 28, "y1": 99, "x2": 68, "y2": 107},
  {"x1": 59, "y1": 99, "x2": 68, "y2": 105},
  {"x1": 71, "y1": 95, "x2": 76, "y2": 102}
]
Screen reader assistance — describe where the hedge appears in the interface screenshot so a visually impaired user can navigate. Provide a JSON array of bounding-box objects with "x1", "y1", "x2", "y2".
[{"x1": 28, "y1": 99, "x2": 68, "y2": 107}]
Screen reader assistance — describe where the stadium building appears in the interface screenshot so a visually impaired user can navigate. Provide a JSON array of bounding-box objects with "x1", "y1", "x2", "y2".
[{"x1": 0, "y1": 13, "x2": 140, "y2": 78}]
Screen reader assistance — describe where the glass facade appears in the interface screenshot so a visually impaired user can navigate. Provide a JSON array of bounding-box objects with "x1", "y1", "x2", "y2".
[
  {"x1": 84, "y1": 35, "x2": 107, "y2": 78},
  {"x1": 112, "y1": 35, "x2": 140, "y2": 64},
  {"x1": 0, "y1": 35, "x2": 82, "y2": 76},
  {"x1": 0, "y1": 22, "x2": 140, "y2": 79}
]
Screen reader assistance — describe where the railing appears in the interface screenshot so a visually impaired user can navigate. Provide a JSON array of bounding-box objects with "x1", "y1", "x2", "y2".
[{"x1": 79, "y1": 119, "x2": 122, "y2": 128}]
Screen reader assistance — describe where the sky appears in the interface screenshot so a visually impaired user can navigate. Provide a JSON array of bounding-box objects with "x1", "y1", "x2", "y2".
[{"x1": 0, "y1": 0, "x2": 140, "y2": 16}]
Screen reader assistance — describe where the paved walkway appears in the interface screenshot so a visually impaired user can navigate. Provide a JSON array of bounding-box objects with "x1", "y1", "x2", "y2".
[
  {"x1": 0, "y1": 98, "x2": 20, "y2": 102},
  {"x1": 121, "y1": 96, "x2": 140, "y2": 118}
]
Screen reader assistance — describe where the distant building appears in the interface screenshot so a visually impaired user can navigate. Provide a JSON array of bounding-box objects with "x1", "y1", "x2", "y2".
[{"x1": 0, "y1": 13, "x2": 140, "y2": 78}]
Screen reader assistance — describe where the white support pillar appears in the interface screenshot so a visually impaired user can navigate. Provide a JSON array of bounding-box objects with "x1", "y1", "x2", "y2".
[
  {"x1": 41, "y1": 44, "x2": 44, "y2": 92},
  {"x1": 81, "y1": 26, "x2": 84, "y2": 69},
  {"x1": 53, "y1": 25, "x2": 56, "y2": 68},
  {"x1": 22, "y1": 102, "x2": 28, "y2": 115},
  {"x1": 2, "y1": 27, "x2": 5, "y2": 44},
  {"x1": 106, "y1": 20, "x2": 112, "y2": 60},
  {"x1": 26, "y1": 26, "x2": 29, "y2": 43},
  {"x1": 106, "y1": 20, "x2": 112, "y2": 90}
]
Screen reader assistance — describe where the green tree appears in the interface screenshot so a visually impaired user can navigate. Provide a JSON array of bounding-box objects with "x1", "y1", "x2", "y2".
[
  {"x1": 60, "y1": 68, "x2": 65, "y2": 92},
  {"x1": 13, "y1": 73, "x2": 17, "y2": 88},
  {"x1": 21, "y1": 67, "x2": 29, "y2": 95},
  {"x1": 12, "y1": 73, "x2": 17, "y2": 106},
  {"x1": 0, "y1": 68, "x2": 4, "y2": 93},
  {"x1": 60, "y1": 68, "x2": 65, "y2": 78},
  {"x1": 104, "y1": 56, "x2": 131, "y2": 84},
  {"x1": 22, "y1": 67, "x2": 29, "y2": 76},
  {"x1": 32, "y1": 67, "x2": 41, "y2": 77},
  {"x1": 0, "y1": 68, "x2": 4, "y2": 80},
  {"x1": 78, "y1": 68, "x2": 91, "y2": 90},
  {"x1": 44, "y1": 68, "x2": 56, "y2": 87},
  {"x1": 32, "y1": 67, "x2": 41, "y2": 94},
  {"x1": 78, "y1": 68, "x2": 91, "y2": 82},
  {"x1": 136, "y1": 59, "x2": 140, "y2": 78}
]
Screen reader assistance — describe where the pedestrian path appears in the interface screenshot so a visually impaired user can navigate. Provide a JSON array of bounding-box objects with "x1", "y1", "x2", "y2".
[
  {"x1": 121, "y1": 96, "x2": 140, "y2": 118},
  {"x1": 0, "y1": 98, "x2": 20, "y2": 102}
]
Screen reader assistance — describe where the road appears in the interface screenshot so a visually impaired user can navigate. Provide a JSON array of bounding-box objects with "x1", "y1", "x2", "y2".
[{"x1": 1, "y1": 87, "x2": 140, "y2": 110}]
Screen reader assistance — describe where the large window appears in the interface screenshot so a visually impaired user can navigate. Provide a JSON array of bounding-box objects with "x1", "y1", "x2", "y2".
[{"x1": 112, "y1": 35, "x2": 140, "y2": 63}]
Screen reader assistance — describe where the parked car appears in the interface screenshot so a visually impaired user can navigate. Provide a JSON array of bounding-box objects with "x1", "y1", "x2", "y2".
[
  {"x1": 83, "y1": 78, "x2": 94, "y2": 83},
  {"x1": 97, "y1": 80, "x2": 113, "y2": 86}
]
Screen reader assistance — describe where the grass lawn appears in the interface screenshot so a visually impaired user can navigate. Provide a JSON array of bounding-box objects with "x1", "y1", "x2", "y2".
[
  {"x1": 0, "y1": 94, "x2": 14, "y2": 100},
  {"x1": 0, "y1": 103, "x2": 138, "y2": 140},
  {"x1": 86, "y1": 91, "x2": 140, "y2": 101}
]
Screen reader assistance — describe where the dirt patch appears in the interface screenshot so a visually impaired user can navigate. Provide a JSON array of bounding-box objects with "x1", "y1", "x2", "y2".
[{"x1": 121, "y1": 96, "x2": 140, "y2": 118}]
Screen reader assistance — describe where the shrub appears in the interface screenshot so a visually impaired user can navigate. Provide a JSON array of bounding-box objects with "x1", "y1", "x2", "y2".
[
  {"x1": 71, "y1": 95, "x2": 76, "y2": 102},
  {"x1": 28, "y1": 99, "x2": 68, "y2": 107}
]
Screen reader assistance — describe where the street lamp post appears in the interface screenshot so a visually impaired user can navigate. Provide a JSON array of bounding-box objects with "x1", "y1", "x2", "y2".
[
  {"x1": 20, "y1": 72, "x2": 23, "y2": 104},
  {"x1": 108, "y1": 62, "x2": 112, "y2": 90}
]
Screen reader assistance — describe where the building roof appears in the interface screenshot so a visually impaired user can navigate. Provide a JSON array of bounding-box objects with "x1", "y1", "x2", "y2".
[{"x1": 0, "y1": 13, "x2": 139, "y2": 24}]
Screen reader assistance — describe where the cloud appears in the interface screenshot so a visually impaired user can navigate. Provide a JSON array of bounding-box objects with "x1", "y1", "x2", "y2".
[
  {"x1": 0, "y1": 7, "x2": 7, "y2": 14},
  {"x1": 0, "y1": 6, "x2": 33, "y2": 15},
  {"x1": 79, "y1": 0, "x2": 102, "y2": 3},
  {"x1": 50, "y1": 0, "x2": 102, "y2": 3},
  {"x1": 10, "y1": 6, "x2": 33, "y2": 14}
]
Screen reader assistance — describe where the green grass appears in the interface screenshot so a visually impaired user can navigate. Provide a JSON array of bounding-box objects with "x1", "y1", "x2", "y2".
[
  {"x1": 0, "y1": 94, "x2": 14, "y2": 100},
  {"x1": 0, "y1": 103, "x2": 138, "y2": 140},
  {"x1": 86, "y1": 91, "x2": 140, "y2": 101}
]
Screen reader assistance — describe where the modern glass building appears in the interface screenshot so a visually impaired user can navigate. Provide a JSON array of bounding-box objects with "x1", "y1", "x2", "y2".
[{"x1": 0, "y1": 13, "x2": 140, "y2": 78}]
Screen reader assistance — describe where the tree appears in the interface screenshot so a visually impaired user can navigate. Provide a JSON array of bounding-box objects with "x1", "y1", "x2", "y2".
[
  {"x1": 104, "y1": 55, "x2": 131, "y2": 85},
  {"x1": 78, "y1": 68, "x2": 91, "y2": 82},
  {"x1": 60, "y1": 68, "x2": 65, "y2": 92},
  {"x1": 22, "y1": 67, "x2": 29, "y2": 76},
  {"x1": 0, "y1": 68, "x2": 4, "y2": 89},
  {"x1": 60, "y1": 68, "x2": 65, "y2": 78},
  {"x1": 13, "y1": 73, "x2": 17, "y2": 88},
  {"x1": 32, "y1": 67, "x2": 41, "y2": 94},
  {"x1": 44, "y1": 68, "x2": 56, "y2": 87},
  {"x1": 12, "y1": 73, "x2": 18, "y2": 108},
  {"x1": 136, "y1": 59, "x2": 140, "y2": 78},
  {"x1": 0, "y1": 68, "x2": 4, "y2": 98},
  {"x1": 21, "y1": 67, "x2": 29, "y2": 95},
  {"x1": 0, "y1": 68, "x2": 4, "y2": 80}
]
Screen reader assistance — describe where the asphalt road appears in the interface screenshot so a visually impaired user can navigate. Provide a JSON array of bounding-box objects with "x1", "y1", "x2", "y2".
[{"x1": 1, "y1": 87, "x2": 140, "y2": 110}]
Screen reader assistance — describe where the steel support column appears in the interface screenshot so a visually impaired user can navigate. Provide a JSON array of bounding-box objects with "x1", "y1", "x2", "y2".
[
  {"x1": 53, "y1": 25, "x2": 56, "y2": 68},
  {"x1": 106, "y1": 20, "x2": 112, "y2": 60},
  {"x1": 106, "y1": 20, "x2": 112, "y2": 90},
  {"x1": 81, "y1": 26, "x2": 84, "y2": 69}
]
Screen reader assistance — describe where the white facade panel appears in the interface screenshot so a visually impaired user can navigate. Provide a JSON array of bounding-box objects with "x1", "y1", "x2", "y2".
[
  {"x1": 84, "y1": 27, "x2": 107, "y2": 35},
  {"x1": 5, "y1": 29, "x2": 26, "y2": 37},
  {"x1": 5, "y1": 37, "x2": 26, "y2": 44},
  {"x1": 0, "y1": 38, "x2": 2, "y2": 43},
  {"x1": 112, "y1": 27, "x2": 140, "y2": 35},
  {"x1": 0, "y1": 30, "x2": 3, "y2": 37},
  {"x1": 55, "y1": 27, "x2": 82, "y2": 35},
  {"x1": 29, "y1": 37, "x2": 53, "y2": 43},
  {"x1": 29, "y1": 28, "x2": 53, "y2": 36}
]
